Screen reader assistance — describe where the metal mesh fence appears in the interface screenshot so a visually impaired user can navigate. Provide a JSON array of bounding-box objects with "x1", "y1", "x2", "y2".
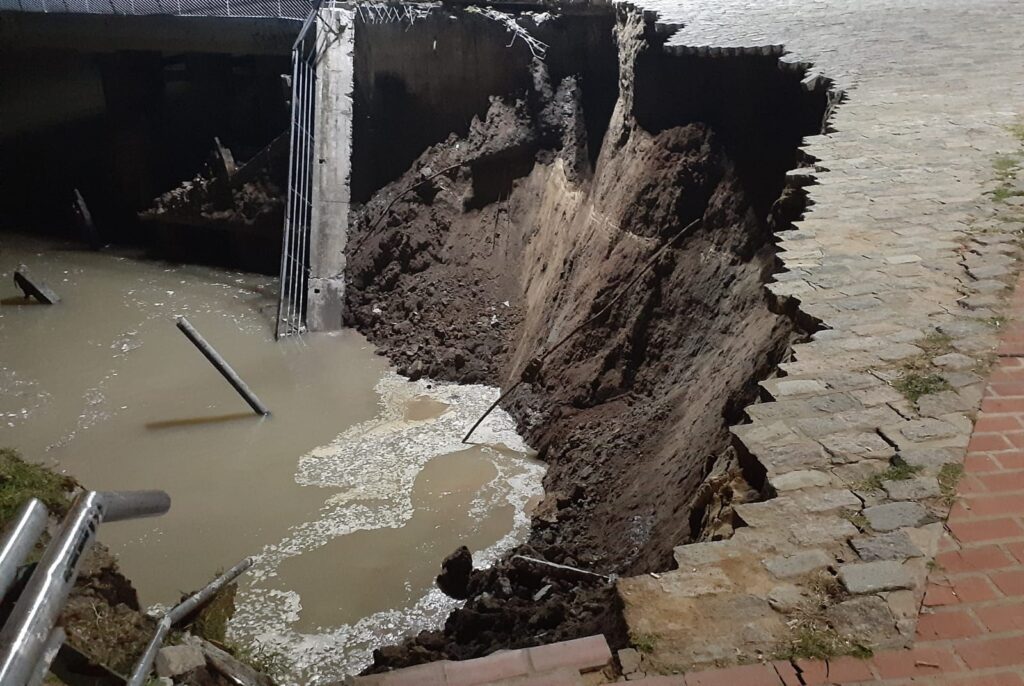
[
  {"x1": 0, "y1": 0, "x2": 314, "y2": 19},
  {"x1": 275, "y1": 8, "x2": 318, "y2": 338}
]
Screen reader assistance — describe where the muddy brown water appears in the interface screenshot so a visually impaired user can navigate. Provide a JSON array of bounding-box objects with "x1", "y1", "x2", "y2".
[{"x1": 0, "y1": 233, "x2": 544, "y2": 683}]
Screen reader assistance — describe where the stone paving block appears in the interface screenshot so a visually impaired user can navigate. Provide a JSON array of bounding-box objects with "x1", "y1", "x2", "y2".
[
  {"x1": 527, "y1": 636, "x2": 611, "y2": 674},
  {"x1": 790, "y1": 515, "x2": 859, "y2": 546},
  {"x1": 898, "y1": 418, "x2": 961, "y2": 443},
  {"x1": 819, "y1": 430, "x2": 895, "y2": 457},
  {"x1": 789, "y1": 488, "x2": 862, "y2": 513},
  {"x1": 851, "y1": 530, "x2": 923, "y2": 562},
  {"x1": 882, "y1": 476, "x2": 942, "y2": 501},
  {"x1": 756, "y1": 441, "x2": 830, "y2": 473},
  {"x1": 673, "y1": 540, "x2": 744, "y2": 570},
  {"x1": 863, "y1": 502, "x2": 933, "y2": 532},
  {"x1": 763, "y1": 549, "x2": 834, "y2": 579},
  {"x1": 771, "y1": 469, "x2": 835, "y2": 491},
  {"x1": 766, "y1": 583, "x2": 810, "y2": 613},
  {"x1": 444, "y1": 650, "x2": 532, "y2": 686},
  {"x1": 825, "y1": 595, "x2": 903, "y2": 647},
  {"x1": 916, "y1": 390, "x2": 973, "y2": 417},
  {"x1": 901, "y1": 446, "x2": 964, "y2": 472},
  {"x1": 933, "y1": 352, "x2": 977, "y2": 370},
  {"x1": 839, "y1": 560, "x2": 915, "y2": 593}
]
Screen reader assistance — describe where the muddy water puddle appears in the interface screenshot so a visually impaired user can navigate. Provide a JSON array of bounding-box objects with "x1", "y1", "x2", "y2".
[{"x1": 0, "y1": 233, "x2": 544, "y2": 682}]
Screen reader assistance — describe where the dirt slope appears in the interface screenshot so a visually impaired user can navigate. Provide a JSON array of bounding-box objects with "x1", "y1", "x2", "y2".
[{"x1": 345, "y1": 9, "x2": 816, "y2": 669}]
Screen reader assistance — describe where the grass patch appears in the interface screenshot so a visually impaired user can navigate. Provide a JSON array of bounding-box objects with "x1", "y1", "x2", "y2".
[
  {"x1": 892, "y1": 372, "x2": 952, "y2": 403},
  {"x1": 774, "y1": 571, "x2": 870, "y2": 662},
  {"x1": 993, "y1": 155, "x2": 1020, "y2": 176},
  {"x1": 919, "y1": 331, "x2": 954, "y2": 355},
  {"x1": 860, "y1": 457, "x2": 923, "y2": 491},
  {"x1": 630, "y1": 631, "x2": 659, "y2": 655},
  {"x1": 191, "y1": 582, "x2": 237, "y2": 644},
  {"x1": 805, "y1": 569, "x2": 847, "y2": 604},
  {"x1": 843, "y1": 510, "x2": 870, "y2": 532},
  {"x1": 773, "y1": 624, "x2": 872, "y2": 662},
  {"x1": 0, "y1": 447, "x2": 76, "y2": 525},
  {"x1": 992, "y1": 186, "x2": 1024, "y2": 203},
  {"x1": 938, "y1": 462, "x2": 965, "y2": 505},
  {"x1": 1010, "y1": 122, "x2": 1024, "y2": 142}
]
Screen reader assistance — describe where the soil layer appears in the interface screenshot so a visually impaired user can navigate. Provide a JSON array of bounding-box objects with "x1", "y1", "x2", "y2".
[{"x1": 345, "y1": 9, "x2": 819, "y2": 670}]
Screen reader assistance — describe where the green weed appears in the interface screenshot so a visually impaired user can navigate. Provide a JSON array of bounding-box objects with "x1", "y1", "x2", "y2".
[
  {"x1": 0, "y1": 447, "x2": 75, "y2": 525},
  {"x1": 938, "y1": 462, "x2": 965, "y2": 505},
  {"x1": 631, "y1": 631, "x2": 659, "y2": 655},
  {"x1": 860, "y1": 457, "x2": 924, "y2": 491},
  {"x1": 892, "y1": 372, "x2": 952, "y2": 403}
]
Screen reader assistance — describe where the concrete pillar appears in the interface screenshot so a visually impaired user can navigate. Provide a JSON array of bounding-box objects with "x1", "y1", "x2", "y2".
[{"x1": 306, "y1": 8, "x2": 354, "y2": 331}]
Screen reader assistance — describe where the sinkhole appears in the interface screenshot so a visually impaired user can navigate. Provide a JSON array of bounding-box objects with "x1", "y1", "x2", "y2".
[{"x1": 0, "y1": 1, "x2": 835, "y2": 682}]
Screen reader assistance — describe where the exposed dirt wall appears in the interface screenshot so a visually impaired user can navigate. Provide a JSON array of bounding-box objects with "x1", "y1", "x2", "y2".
[{"x1": 345, "y1": 7, "x2": 825, "y2": 668}]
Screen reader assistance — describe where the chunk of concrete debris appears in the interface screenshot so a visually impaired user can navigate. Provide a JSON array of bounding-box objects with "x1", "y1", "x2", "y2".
[
  {"x1": 618, "y1": 647, "x2": 642, "y2": 675},
  {"x1": 436, "y1": 545, "x2": 473, "y2": 599},
  {"x1": 13, "y1": 266, "x2": 60, "y2": 304},
  {"x1": 155, "y1": 644, "x2": 205, "y2": 678}
]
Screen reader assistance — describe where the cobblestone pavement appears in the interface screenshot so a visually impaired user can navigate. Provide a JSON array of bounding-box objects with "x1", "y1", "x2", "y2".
[
  {"x1": 615, "y1": 283, "x2": 1024, "y2": 686},
  {"x1": 616, "y1": 0, "x2": 1024, "y2": 679}
]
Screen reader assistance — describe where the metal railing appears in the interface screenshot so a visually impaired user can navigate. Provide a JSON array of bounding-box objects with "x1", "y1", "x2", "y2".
[
  {"x1": 0, "y1": 491, "x2": 171, "y2": 686},
  {"x1": 0, "y1": 0, "x2": 315, "y2": 19}
]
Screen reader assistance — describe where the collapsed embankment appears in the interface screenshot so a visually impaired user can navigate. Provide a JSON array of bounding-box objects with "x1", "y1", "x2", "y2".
[{"x1": 345, "y1": 6, "x2": 827, "y2": 669}]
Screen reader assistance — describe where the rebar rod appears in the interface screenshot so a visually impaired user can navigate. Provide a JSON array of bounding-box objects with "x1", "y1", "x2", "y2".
[
  {"x1": 277, "y1": 45, "x2": 302, "y2": 339},
  {"x1": 126, "y1": 557, "x2": 254, "y2": 686},
  {"x1": 175, "y1": 316, "x2": 270, "y2": 416},
  {"x1": 0, "y1": 499, "x2": 48, "y2": 602}
]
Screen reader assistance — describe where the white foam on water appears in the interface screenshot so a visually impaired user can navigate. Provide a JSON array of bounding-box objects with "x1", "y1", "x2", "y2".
[{"x1": 229, "y1": 372, "x2": 545, "y2": 684}]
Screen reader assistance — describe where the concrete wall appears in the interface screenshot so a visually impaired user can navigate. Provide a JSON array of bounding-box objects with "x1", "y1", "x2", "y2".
[
  {"x1": 306, "y1": 8, "x2": 354, "y2": 331},
  {"x1": 350, "y1": 11, "x2": 535, "y2": 202}
]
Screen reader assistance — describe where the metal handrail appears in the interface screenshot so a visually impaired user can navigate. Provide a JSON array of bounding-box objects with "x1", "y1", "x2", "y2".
[
  {"x1": 0, "y1": 490, "x2": 170, "y2": 686},
  {"x1": 0, "y1": 499, "x2": 49, "y2": 602}
]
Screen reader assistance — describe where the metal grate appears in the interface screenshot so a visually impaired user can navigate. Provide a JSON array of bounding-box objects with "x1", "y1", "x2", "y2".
[
  {"x1": 275, "y1": 3, "x2": 320, "y2": 338},
  {"x1": 0, "y1": 0, "x2": 314, "y2": 19}
]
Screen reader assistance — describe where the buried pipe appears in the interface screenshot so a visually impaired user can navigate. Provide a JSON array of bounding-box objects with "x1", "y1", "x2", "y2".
[
  {"x1": 0, "y1": 490, "x2": 170, "y2": 686},
  {"x1": 175, "y1": 317, "x2": 270, "y2": 416},
  {"x1": 126, "y1": 557, "x2": 255, "y2": 686}
]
